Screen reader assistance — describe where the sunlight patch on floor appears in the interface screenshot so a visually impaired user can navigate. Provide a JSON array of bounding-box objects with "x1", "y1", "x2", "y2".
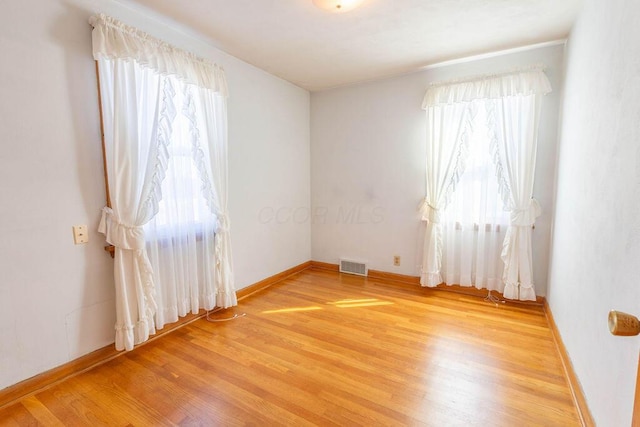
[
  {"x1": 262, "y1": 298, "x2": 394, "y2": 314},
  {"x1": 327, "y1": 298, "x2": 394, "y2": 308},
  {"x1": 262, "y1": 306, "x2": 323, "y2": 314}
]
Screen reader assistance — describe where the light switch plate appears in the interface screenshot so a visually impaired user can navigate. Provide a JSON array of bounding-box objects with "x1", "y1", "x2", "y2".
[{"x1": 73, "y1": 225, "x2": 89, "y2": 244}]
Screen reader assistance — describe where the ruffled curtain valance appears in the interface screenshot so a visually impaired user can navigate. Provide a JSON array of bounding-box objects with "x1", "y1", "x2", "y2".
[
  {"x1": 422, "y1": 67, "x2": 551, "y2": 108},
  {"x1": 90, "y1": 14, "x2": 228, "y2": 96}
]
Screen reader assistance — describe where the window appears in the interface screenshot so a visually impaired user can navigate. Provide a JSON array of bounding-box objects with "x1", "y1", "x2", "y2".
[
  {"x1": 420, "y1": 68, "x2": 550, "y2": 300},
  {"x1": 146, "y1": 87, "x2": 217, "y2": 240}
]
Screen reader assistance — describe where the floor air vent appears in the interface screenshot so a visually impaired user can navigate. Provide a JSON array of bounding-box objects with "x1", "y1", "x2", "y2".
[{"x1": 339, "y1": 259, "x2": 368, "y2": 276}]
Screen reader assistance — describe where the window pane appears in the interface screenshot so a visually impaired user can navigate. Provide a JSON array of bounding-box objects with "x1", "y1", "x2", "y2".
[
  {"x1": 148, "y1": 87, "x2": 215, "y2": 233},
  {"x1": 443, "y1": 105, "x2": 507, "y2": 227}
]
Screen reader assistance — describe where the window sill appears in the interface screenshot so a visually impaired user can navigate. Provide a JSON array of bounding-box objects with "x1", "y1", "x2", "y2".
[
  {"x1": 447, "y1": 222, "x2": 535, "y2": 231},
  {"x1": 103, "y1": 229, "x2": 215, "y2": 259}
]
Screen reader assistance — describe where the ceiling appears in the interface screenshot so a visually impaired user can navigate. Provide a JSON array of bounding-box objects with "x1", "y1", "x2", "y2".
[{"x1": 125, "y1": 0, "x2": 583, "y2": 91}]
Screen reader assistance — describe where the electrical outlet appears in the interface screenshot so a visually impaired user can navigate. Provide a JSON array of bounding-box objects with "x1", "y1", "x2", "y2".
[
  {"x1": 393, "y1": 255, "x2": 401, "y2": 266},
  {"x1": 73, "y1": 225, "x2": 89, "y2": 244}
]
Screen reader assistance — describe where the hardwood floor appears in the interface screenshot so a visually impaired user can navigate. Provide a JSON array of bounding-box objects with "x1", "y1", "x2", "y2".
[{"x1": 0, "y1": 269, "x2": 581, "y2": 426}]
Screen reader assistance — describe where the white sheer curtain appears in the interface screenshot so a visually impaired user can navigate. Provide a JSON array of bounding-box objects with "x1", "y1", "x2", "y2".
[
  {"x1": 441, "y1": 103, "x2": 509, "y2": 291},
  {"x1": 488, "y1": 94, "x2": 546, "y2": 300},
  {"x1": 420, "y1": 68, "x2": 551, "y2": 300},
  {"x1": 92, "y1": 14, "x2": 235, "y2": 350},
  {"x1": 419, "y1": 102, "x2": 476, "y2": 286},
  {"x1": 144, "y1": 83, "x2": 217, "y2": 330},
  {"x1": 195, "y1": 86, "x2": 237, "y2": 307}
]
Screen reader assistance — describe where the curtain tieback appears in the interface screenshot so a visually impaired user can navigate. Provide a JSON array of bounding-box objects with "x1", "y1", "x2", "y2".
[
  {"x1": 419, "y1": 199, "x2": 441, "y2": 224},
  {"x1": 98, "y1": 206, "x2": 146, "y2": 250},
  {"x1": 215, "y1": 211, "x2": 230, "y2": 233},
  {"x1": 509, "y1": 199, "x2": 542, "y2": 226}
]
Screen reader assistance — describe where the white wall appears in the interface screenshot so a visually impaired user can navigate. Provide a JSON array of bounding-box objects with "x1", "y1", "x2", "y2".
[
  {"x1": 547, "y1": 0, "x2": 640, "y2": 425},
  {"x1": 0, "y1": 0, "x2": 310, "y2": 390},
  {"x1": 311, "y1": 44, "x2": 564, "y2": 296}
]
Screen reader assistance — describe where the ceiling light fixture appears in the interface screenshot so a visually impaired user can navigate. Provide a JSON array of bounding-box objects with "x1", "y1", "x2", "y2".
[{"x1": 312, "y1": 0, "x2": 365, "y2": 13}]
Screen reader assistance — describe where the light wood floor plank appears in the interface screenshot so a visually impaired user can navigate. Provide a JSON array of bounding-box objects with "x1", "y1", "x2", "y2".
[
  {"x1": 0, "y1": 269, "x2": 581, "y2": 425},
  {"x1": 18, "y1": 396, "x2": 64, "y2": 427}
]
